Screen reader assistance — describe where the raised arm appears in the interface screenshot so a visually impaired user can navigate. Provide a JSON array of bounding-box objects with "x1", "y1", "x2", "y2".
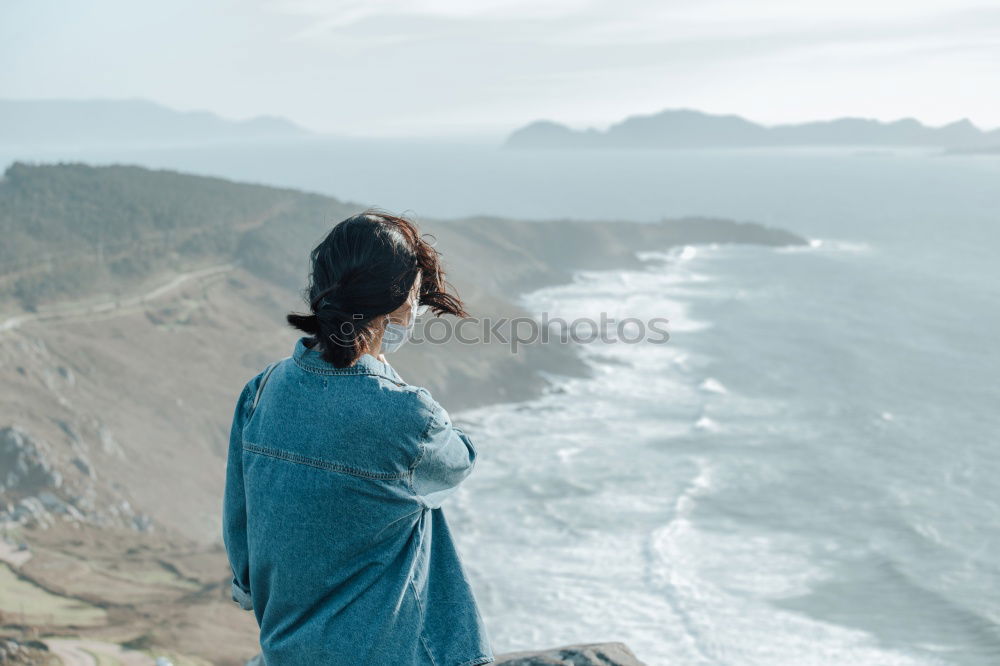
[{"x1": 409, "y1": 389, "x2": 478, "y2": 510}]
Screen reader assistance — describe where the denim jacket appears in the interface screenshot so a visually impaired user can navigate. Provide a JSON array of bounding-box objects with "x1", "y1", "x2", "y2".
[{"x1": 222, "y1": 337, "x2": 494, "y2": 666}]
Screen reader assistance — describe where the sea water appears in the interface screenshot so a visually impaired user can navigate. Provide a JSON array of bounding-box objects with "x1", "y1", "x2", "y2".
[
  {"x1": 432, "y1": 152, "x2": 999, "y2": 664},
  {"x1": 449, "y1": 236, "x2": 999, "y2": 664}
]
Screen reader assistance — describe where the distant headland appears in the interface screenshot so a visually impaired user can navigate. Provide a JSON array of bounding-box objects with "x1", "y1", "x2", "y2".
[{"x1": 504, "y1": 108, "x2": 1000, "y2": 151}]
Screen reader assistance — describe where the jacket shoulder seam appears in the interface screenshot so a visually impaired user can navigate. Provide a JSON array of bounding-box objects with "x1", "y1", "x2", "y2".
[{"x1": 243, "y1": 441, "x2": 408, "y2": 480}]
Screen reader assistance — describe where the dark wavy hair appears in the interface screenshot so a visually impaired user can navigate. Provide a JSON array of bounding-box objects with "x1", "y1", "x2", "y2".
[{"x1": 286, "y1": 209, "x2": 468, "y2": 367}]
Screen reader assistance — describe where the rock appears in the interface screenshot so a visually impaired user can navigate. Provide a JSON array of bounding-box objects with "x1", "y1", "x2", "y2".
[
  {"x1": 0, "y1": 426, "x2": 62, "y2": 494},
  {"x1": 36, "y1": 490, "x2": 66, "y2": 512},
  {"x1": 0, "y1": 637, "x2": 51, "y2": 664},
  {"x1": 13, "y1": 497, "x2": 54, "y2": 528},
  {"x1": 240, "y1": 643, "x2": 646, "y2": 666},
  {"x1": 493, "y1": 642, "x2": 646, "y2": 666},
  {"x1": 98, "y1": 424, "x2": 124, "y2": 457},
  {"x1": 71, "y1": 456, "x2": 96, "y2": 479},
  {"x1": 133, "y1": 513, "x2": 154, "y2": 532},
  {"x1": 0, "y1": 640, "x2": 20, "y2": 660},
  {"x1": 56, "y1": 419, "x2": 85, "y2": 449},
  {"x1": 57, "y1": 365, "x2": 75, "y2": 385}
]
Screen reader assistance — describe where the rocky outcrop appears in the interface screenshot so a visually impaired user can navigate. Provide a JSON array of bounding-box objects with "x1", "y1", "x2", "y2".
[
  {"x1": 0, "y1": 426, "x2": 62, "y2": 496},
  {"x1": 241, "y1": 643, "x2": 646, "y2": 666},
  {"x1": 0, "y1": 638, "x2": 51, "y2": 665},
  {"x1": 493, "y1": 642, "x2": 646, "y2": 665},
  {"x1": 0, "y1": 425, "x2": 151, "y2": 532}
]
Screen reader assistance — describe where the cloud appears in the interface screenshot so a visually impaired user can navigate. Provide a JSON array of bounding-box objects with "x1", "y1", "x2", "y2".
[
  {"x1": 269, "y1": 0, "x2": 594, "y2": 43},
  {"x1": 258, "y1": 0, "x2": 1000, "y2": 85},
  {"x1": 4, "y1": 0, "x2": 999, "y2": 134}
]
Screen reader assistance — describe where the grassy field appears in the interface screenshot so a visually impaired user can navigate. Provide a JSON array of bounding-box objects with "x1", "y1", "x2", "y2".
[
  {"x1": 0, "y1": 563, "x2": 106, "y2": 627},
  {"x1": 88, "y1": 560, "x2": 203, "y2": 592}
]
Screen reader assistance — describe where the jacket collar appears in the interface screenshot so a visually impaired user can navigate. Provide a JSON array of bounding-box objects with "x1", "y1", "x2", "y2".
[{"x1": 292, "y1": 336, "x2": 403, "y2": 383}]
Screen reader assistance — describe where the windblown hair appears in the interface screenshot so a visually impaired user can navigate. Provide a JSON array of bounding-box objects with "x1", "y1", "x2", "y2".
[{"x1": 286, "y1": 209, "x2": 468, "y2": 367}]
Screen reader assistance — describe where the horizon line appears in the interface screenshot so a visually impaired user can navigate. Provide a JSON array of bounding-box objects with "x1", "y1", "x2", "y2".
[{"x1": 1, "y1": 95, "x2": 996, "y2": 138}]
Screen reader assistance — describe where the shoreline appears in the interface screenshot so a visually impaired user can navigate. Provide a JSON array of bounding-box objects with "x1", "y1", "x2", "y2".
[
  {"x1": 393, "y1": 215, "x2": 808, "y2": 412},
  {"x1": 0, "y1": 162, "x2": 808, "y2": 665}
]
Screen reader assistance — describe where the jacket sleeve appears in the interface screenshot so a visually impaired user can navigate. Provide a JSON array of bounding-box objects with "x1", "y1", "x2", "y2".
[
  {"x1": 222, "y1": 379, "x2": 256, "y2": 611},
  {"x1": 409, "y1": 390, "x2": 478, "y2": 509}
]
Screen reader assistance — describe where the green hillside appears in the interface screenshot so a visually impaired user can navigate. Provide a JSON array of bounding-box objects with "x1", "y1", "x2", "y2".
[
  {"x1": 0, "y1": 161, "x2": 804, "y2": 315},
  {"x1": 0, "y1": 161, "x2": 355, "y2": 310}
]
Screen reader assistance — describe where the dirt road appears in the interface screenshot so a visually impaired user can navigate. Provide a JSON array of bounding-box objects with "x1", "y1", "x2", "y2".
[{"x1": 0, "y1": 262, "x2": 235, "y2": 334}]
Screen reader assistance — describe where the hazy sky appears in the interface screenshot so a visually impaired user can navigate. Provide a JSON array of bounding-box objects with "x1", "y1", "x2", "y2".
[{"x1": 2, "y1": 0, "x2": 997, "y2": 138}]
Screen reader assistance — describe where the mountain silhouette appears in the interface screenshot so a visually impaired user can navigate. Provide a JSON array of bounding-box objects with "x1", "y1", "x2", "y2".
[
  {"x1": 504, "y1": 109, "x2": 1000, "y2": 150},
  {"x1": 0, "y1": 98, "x2": 315, "y2": 148}
]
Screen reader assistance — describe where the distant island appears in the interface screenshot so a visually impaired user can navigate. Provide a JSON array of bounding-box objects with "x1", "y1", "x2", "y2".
[
  {"x1": 504, "y1": 108, "x2": 1000, "y2": 150},
  {"x1": 0, "y1": 98, "x2": 318, "y2": 148}
]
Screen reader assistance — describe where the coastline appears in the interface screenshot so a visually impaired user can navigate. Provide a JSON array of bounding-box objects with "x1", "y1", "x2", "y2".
[
  {"x1": 0, "y1": 163, "x2": 808, "y2": 665},
  {"x1": 392, "y1": 215, "x2": 808, "y2": 412}
]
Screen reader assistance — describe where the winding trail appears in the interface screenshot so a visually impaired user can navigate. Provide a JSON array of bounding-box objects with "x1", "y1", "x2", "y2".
[{"x1": 0, "y1": 262, "x2": 235, "y2": 334}]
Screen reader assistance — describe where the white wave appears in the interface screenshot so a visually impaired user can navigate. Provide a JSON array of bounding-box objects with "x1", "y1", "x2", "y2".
[
  {"x1": 679, "y1": 245, "x2": 698, "y2": 261},
  {"x1": 694, "y1": 415, "x2": 722, "y2": 432},
  {"x1": 555, "y1": 447, "x2": 582, "y2": 463},
  {"x1": 520, "y1": 267, "x2": 710, "y2": 338},
  {"x1": 643, "y1": 460, "x2": 947, "y2": 665},
  {"x1": 636, "y1": 243, "x2": 710, "y2": 265},
  {"x1": 699, "y1": 377, "x2": 729, "y2": 394},
  {"x1": 777, "y1": 238, "x2": 873, "y2": 254}
]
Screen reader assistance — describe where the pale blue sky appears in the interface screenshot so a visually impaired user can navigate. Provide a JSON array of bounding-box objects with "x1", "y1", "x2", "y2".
[{"x1": 2, "y1": 0, "x2": 997, "y2": 137}]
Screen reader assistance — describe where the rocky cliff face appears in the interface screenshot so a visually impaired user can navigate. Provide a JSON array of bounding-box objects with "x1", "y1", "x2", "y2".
[
  {"x1": 0, "y1": 424, "x2": 146, "y2": 531},
  {"x1": 493, "y1": 642, "x2": 646, "y2": 665}
]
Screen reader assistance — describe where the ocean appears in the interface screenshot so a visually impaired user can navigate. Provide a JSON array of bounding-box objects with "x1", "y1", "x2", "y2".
[
  {"x1": 441, "y1": 148, "x2": 1000, "y2": 664},
  {"x1": 6, "y1": 142, "x2": 999, "y2": 664}
]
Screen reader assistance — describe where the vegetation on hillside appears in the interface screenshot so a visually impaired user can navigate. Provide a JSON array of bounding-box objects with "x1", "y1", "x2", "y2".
[
  {"x1": 0, "y1": 162, "x2": 355, "y2": 311},
  {"x1": 0, "y1": 161, "x2": 803, "y2": 314}
]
